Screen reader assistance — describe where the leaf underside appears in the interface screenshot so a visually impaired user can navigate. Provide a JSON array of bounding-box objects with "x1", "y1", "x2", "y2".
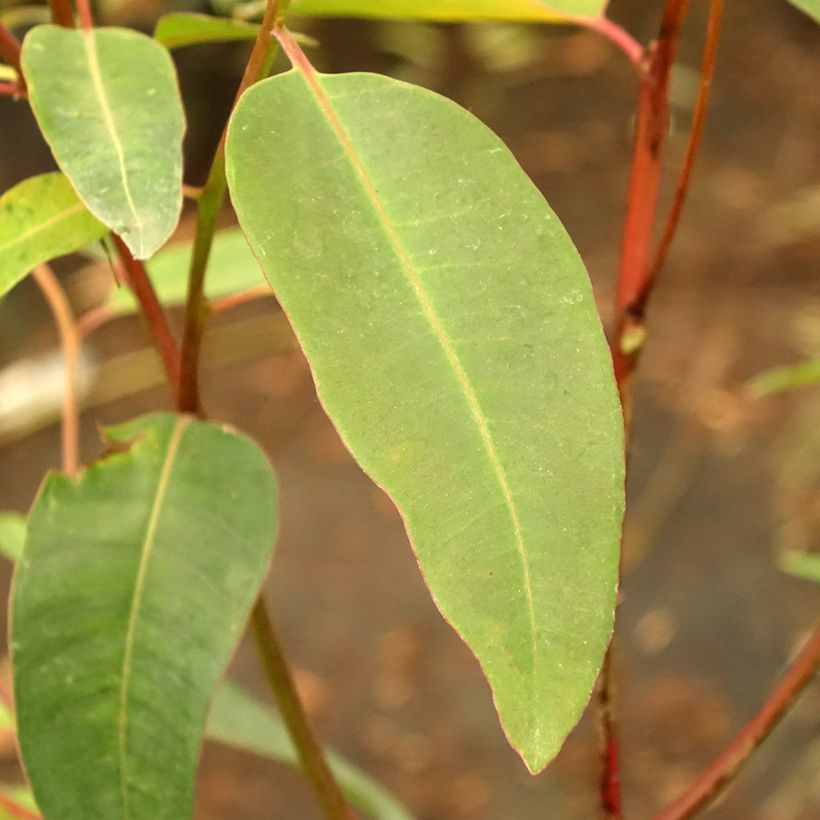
[
  {"x1": 12, "y1": 414, "x2": 277, "y2": 819},
  {"x1": 226, "y1": 68, "x2": 624, "y2": 772}
]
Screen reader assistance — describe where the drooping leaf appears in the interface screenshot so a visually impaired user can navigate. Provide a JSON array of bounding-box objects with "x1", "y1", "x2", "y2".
[
  {"x1": 748, "y1": 359, "x2": 820, "y2": 397},
  {"x1": 226, "y1": 65, "x2": 624, "y2": 772},
  {"x1": 0, "y1": 513, "x2": 25, "y2": 563},
  {"x1": 209, "y1": 682, "x2": 415, "y2": 820},
  {"x1": 0, "y1": 173, "x2": 107, "y2": 299},
  {"x1": 21, "y1": 26, "x2": 186, "y2": 259},
  {"x1": 107, "y1": 227, "x2": 265, "y2": 315},
  {"x1": 12, "y1": 413, "x2": 277, "y2": 819},
  {"x1": 154, "y1": 12, "x2": 260, "y2": 49},
  {"x1": 786, "y1": 1, "x2": 820, "y2": 23},
  {"x1": 780, "y1": 551, "x2": 820, "y2": 584},
  {"x1": 290, "y1": 0, "x2": 607, "y2": 22}
]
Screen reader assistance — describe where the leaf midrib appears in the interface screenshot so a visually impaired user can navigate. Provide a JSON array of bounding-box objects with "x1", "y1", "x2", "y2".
[{"x1": 0, "y1": 202, "x2": 87, "y2": 259}]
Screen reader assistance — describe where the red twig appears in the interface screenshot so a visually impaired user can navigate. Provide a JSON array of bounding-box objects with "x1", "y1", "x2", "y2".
[
  {"x1": 113, "y1": 235, "x2": 181, "y2": 398},
  {"x1": 0, "y1": 21, "x2": 22, "y2": 76},
  {"x1": 75, "y1": 0, "x2": 94, "y2": 31},
  {"x1": 0, "y1": 81, "x2": 21, "y2": 97},
  {"x1": 575, "y1": 15, "x2": 643, "y2": 67},
  {"x1": 655, "y1": 628, "x2": 820, "y2": 819},
  {"x1": 209, "y1": 285, "x2": 273, "y2": 316},
  {"x1": 47, "y1": 0, "x2": 74, "y2": 27}
]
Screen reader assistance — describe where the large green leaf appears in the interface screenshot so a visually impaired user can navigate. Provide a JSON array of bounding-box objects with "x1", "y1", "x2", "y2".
[
  {"x1": 0, "y1": 512, "x2": 26, "y2": 563},
  {"x1": 12, "y1": 413, "x2": 277, "y2": 819},
  {"x1": 154, "y1": 12, "x2": 259, "y2": 49},
  {"x1": 226, "y1": 67, "x2": 624, "y2": 772},
  {"x1": 291, "y1": 0, "x2": 607, "y2": 21},
  {"x1": 209, "y1": 682, "x2": 415, "y2": 820},
  {"x1": 107, "y1": 227, "x2": 265, "y2": 315},
  {"x1": 21, "y1": 26, "x2": 186, "y2": 259},
  {"x1": 787, "y1": 1, "x2": 820, "y2": 22},
  {"x1": 0, "y1": 173, "x2": 106, "y2": 299}
]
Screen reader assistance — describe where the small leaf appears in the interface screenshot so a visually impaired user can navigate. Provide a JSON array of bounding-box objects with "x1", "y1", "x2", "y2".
[
  {"x1": 107, "y1": 227, "x2": 265, "y2": 315},
  {"x1": 226, "y1": 66, "x2": 624, "y2": 772},
  {"x1": 291, "y1": 0, "x2": 607, "y2": 22},
  {"x1": 209, "y1": 682, "x2": 415, "y2": 820},
  {"x1": 12, "y1": 413, "x2": 277, "y2": 819},
  {"x1": 21, "y1": 26, "x2": 186, "y2": 259},
  {"x1": 0, "y1": 173, "x2": 106, "y2": 299},
  {"x1": 786, "y1": 1, "x2": 820, "y2": 23},
  {"x1": 154, "y1": 12, "x2": 260, "y2": 49},
  {"x1": 780, "y1": 551, "x2": 820, "y2": 584},
  {"x1": 0, "y1": 513, "x2": 25, "y2": 563},
  {"x1": 747, "y1": 359, "x2": 820, "y2": 398}
]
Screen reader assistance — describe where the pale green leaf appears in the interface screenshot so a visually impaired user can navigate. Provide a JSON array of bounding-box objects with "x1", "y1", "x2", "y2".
[
  {"x1": 0, "y1": 173, "x2": 107, "y2": 299},
  {"x1": 786, "y1": 1, "x2": 820, "y2": 23},
  {"x1": 21, "y1": 26, "x2": 186, "y2": 259},
  {"x1": 0, "y1": 785, "x2": 38, "y2": 820},
  {"x1": 12, "y1": 413, "x2": 277, "y2": 819},
  {"x1": 226, "y1": 68, "x2": 624, "y2": 772},
  {"x1": 780, "y1": 551, "x2": 820, "y2": 584},
  {"x1": 154, "y1": 12, "x2": 260, "y2": 49},
  {"x1": 0, "y1": 513, "x2": 25, "y2": 563},
  {"x1": 747, "y1": 359, "x2": 820, "y2": 398},
  {"x1": 291, "y1": 0, "x2": 607, "y2": 22},
  {"x1": 209, "y1": 682, "x2": 415, "y2": 820},
  {"x1": 108, "y1": 227, "x2": 265, "y2": 315}
]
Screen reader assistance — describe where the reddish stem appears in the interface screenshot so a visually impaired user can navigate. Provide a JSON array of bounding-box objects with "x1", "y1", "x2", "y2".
[
  {"x1": 0, "y1": 21, "x2": 22, "y2": 76},
  {"x1": 655, "y1": 628, "x2": 820, "y2": 819},
  {"x1": 0, "y1": 81, "x2": 20, "y2": 97},
  {"x1": 47, "y1": 0, "x2": 74, "y2": 27},
  {"x1": 209, "y1": 285, "x2": 273, "y2": 316},
  {"x1": 113, "y1": 235, "x2": 181, "y2": 398},
  {"x1": 75, "y1": 0, "x2": 94, "y2": 31},
  {"x1": 575, "y1": 15, "x2": 643, "y2": 67}
]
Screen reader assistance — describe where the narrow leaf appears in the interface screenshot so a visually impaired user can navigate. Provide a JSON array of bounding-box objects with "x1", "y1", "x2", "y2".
[
  {"x1": 107, "y1": 227, "x2": 265, "y2": 315},
  {"x1": 209, "y1": 682, "x2": 415, "y2": 820},
  {"x1": 0, "y1": 513, "x2": 25, "y2": 563},
  {"x1": 154, "y1": 13, "x2": 259, "y2": 49},
  {"x1": 747, "y1": 359, "x2": 820, "y2": 398},
  {"x1": 21, "y1": 26, "x2": 186, "y2": 259},
  {"x1": 12, "y1": 413, "x2": 277, "y2": 819},
  {"x1": 226, "y1": 66, "x2": 624, "y2": 772},
  {"x1": 780, "y1": 551, "x2": 820, "y2": 584},
  {"x1": 786, "y1": 1, "x2": 820, "y2": 23},
  {"x1": 0, "y1": 173, "x2": 106, "y2": 299},
  {"x1": 291, "y1": 0, "x2": 607, "y2": 22}
]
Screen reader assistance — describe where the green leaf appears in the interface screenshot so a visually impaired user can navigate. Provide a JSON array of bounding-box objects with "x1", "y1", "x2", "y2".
[
  {"x1": 209, "y1": 682, "x2": 415, "y2": 820},
  {"x1": 21, "y1": 26, "x2": 186, "y2": 259},
  {"x1": 0, "y1": 173, "x2": 107, "y2": 299},
  {"x1": 787, "y1": 1, "x2": 820, "y2": 23},
  {"x1": 0, "y1": 785, "x2": 38, "y2": 820},
  {"x1": 108, "y1": 227, "x2": 265, "y2": 315},
  {"x1": 291, "y1": 0, "x2": 607, "y2": 22},
  {"x1": 12, "y1": 413, "x2": 277, "y2": 819},
  {"x1": 154, "y1": 12, "x2": 260, "y2": 49},
  {"x1": 780, "y1": 551, "x2": 820, "y2": 584},
  {"x1": 226, "y1": 67, "x2": 624, "y2": 772},
  {"x1": 747, "y1": 359, "x2": 820, "y2": 398},
  {"x1": 0, "y1": 513, "x2": 26, "y2": 563}
]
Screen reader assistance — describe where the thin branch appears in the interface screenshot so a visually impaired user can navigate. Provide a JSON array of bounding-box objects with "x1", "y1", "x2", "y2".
[
  {"x1": 0, "y1": 81, "x2": 21, "y2": 97},
  {"x1": 177, "y1": 0, "x2": 291, "y2": 414},
  {"x1": 655, "y1": 628, "x2": 820, "y2": 820},
  {"x1": 48, "y1": 0, "x2": 74, "y2": 27},
  {"x1": 209, "y1": 284, "x2": 273, "y2": 315},
  {"x1": 77, "y1": 304, "x2": 115, "y2": 339},
  {"x1": 32, "y1": 264, "x2": 81, "y2": 479},
  {"x1": 75, "y1": 0, "x2": 94, "y2": 31},
  {"x1": 113, "y1": 235, "x2": 181, "y2": 397},
  {"x1": 575, "y1": 15, "x2": 643, "y2": 67},
  {"x1": 251, "y1": 598, "x2": 355, "y2": 820},
  {"x1": 0, "y1": 20, "x2": 22, "y2": 77}
]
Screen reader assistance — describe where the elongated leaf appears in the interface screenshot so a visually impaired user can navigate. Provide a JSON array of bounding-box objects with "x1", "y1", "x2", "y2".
[
  {"x1": 0, "y1": 513, "x2": 26, "y2": 563},
  {"x1": 787, "y1": 1, "x2": 820, "y2": 22},
  {"x1": 209, "y1": 682, "x2": 415, "y2": 820},
  {"x1": 108, "y1": 227, "x2": 265, "y2": 315},
  {"x1": 12, "y1": 413, "x2": 277, "y2": 819},
  {"x1": 154, "y1": 13, "x2": 259, "y2": 49},
  {"x1": 21, "y1": 26, "x2": 186, "y2": 259},
  {"x1": 291, "y1": 0, "x2": 607, "y2": 22},
  {"x1": 747, "y1": 359, "x2": 820, "y2": 397},
  {"x1": 0, "y1": 173, "x2": 106, "y2": 299},
  {"x1": 780, "y1": 551, "x2": 820, "y2": 584},
  {"x1": 226, "y1": 65, "x2": 624, "y2": 772}
]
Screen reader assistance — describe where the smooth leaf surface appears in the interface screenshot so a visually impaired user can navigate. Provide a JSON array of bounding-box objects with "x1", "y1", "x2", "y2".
[
  {"x1": 209, "y1": 682, "x2": 415, "y2": 820},
  {"x1": 787, "y1": 1, "x2": 820, "y2": 22},
  {"x1": 21, "y1": 26, "x2": 185, "y2": 259},
  {"x1": 780, "y1": 551, "x2": 820, "y2": 584},
  {"x1": 154, "y1": 13, "x2": 259, "y2": 49},
  {"x1": 108, "y1": 227, "x2": 265, "y2": 315},
  {"x1": 291, "y1": 0, "x2": 607, "y2": 21},
  {"x1": 227, "y1": 68, "x2": 623, "y2": 771},
  {"x1": 0, "y1": 173, "x2": 106, "y2": 299},
  {"x1": 0, "y1": 513, "x2": 25, "y2": 563},
  {"x1": 12, "y1": 413, "x2": 277, "y2": 819}
]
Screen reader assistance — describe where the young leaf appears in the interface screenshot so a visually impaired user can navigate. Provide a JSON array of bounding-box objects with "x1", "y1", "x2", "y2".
[
  {"x1": 12, "y1": 414, "x2": 277, "y2": 820},
  {"x1": 0, "y1": 513, "x2": 26, "y2": 563},
  {"x1": 780, "y1": 551, "x2": 820, "y2": 584},
  {"x1": 21, "y1": 26, "x2": 186, "y2": 259},
  {"x1": 747, "y1": 359, "x2": 820, "y2": 398},
  {"x1": 0, "y1": 173, "x2": 107, "y2": 299},
  {"x1": 107, "y1": 227, "x2": 265, "y2": 315},
  {"x1": 209, "y1": 682, "x2": 415, "y2": 820},
  {"x1": 226, "y1": 66, "x2": 624, "y2": 772},
  {"x1": 786, "y1": 1, "x2": 820, "y2": 23},
  {"x1": 291, "y1": 0, "x2": 607, "y2": 22},
  {"x1": 154, "y1": 12, "x2": 259, "y2": 49}
]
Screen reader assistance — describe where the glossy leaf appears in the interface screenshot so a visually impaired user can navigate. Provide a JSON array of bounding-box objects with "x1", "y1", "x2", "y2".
[
  {"x1": 0, "y1": 173, "x2": 106, "y2": 299},
  {"x1": 108, "y1": 227, "x2": 265, "y2": 315},
  {"x1": 747, "y1": 359, "x2": 820, "y2": 398},
  {"x1": 21, "y1": 26, "x2": 186, "y2": 259},
  {"x1": 12, "y1": 413, "x2": 277, "y2": 819},
  {"x1": 787, "y1": 1, "x2": 820, "y2": 22},
  {"x1": 291, "y1": 0, "x2": 607, "y2": 22},
  {"x1": 226, "y1": 66, "x2": 624, "y2": 771},
  {"x1": 209, "y1": 682, "x2": 415, "y2": 820},
  {"x1": 0, "y1": 513, "x2": 25, "y2": 563},
  {"x1": 154, "y1": 13, "x2": 259, "y2": 49}
]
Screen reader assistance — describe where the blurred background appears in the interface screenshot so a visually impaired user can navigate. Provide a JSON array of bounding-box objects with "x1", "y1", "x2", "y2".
[{"x1": 0, "y1": 0, "x2": 819, "y2": 817}]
